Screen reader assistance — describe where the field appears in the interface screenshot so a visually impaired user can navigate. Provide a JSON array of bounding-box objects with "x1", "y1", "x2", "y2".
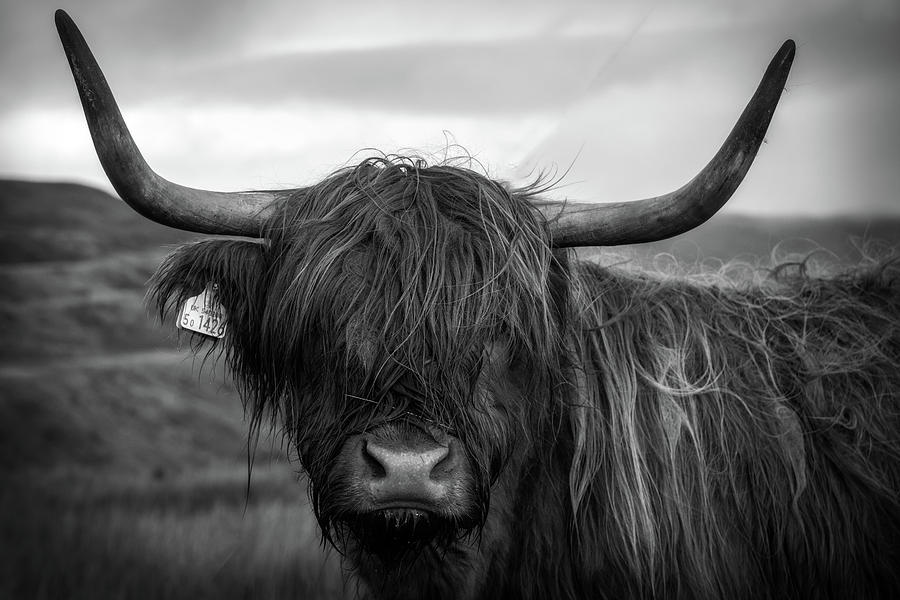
[
  {"x1": 0, "y1": 181, "x2": 348, "y2": 599},
  {"x1": 1, "y1": 179, "x2": 897, "y2": 598}
]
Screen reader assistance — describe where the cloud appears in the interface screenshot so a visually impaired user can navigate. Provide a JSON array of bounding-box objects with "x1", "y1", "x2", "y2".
[
  {"x1": 142, "y1": 36, "x2": 623, "y2": 114},
  {"x1": 1, "y1": 0, "x2": 898, "y2": 217},
  {"x1": 0, "y1": 101, "x2": 560, "y2": 194},
  {"x1": 1, "y1": 1, "x2": 639, "y2": 114}
]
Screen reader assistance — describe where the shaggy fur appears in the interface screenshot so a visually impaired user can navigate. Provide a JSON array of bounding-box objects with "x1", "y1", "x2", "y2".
[
  {"x1": 568, "y1": 260, "x2": 900, "y2": 598},
  {"x1": 149, "y1": 155, "x2": 900, "y2": 599}
]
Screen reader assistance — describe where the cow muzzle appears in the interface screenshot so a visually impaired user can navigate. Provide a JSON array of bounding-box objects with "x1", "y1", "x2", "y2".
[
  {"x1": 363, "y1": 436, "x2": 454, "y2": 507},
  {"x1": 329, "y1": 421, "x2": 479, "y2": 555}
]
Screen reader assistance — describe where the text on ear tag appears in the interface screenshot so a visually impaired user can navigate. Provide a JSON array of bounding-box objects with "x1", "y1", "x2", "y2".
[{"x1": 176, "y1": 285, "x2": 227, "y2": 339}]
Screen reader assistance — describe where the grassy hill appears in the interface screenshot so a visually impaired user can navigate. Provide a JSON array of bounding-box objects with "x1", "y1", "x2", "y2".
[
  {"x1": 579, "y1": 212, "x2": 900, "y2": 272},
  {"x1": 1, "y1": 179, "x2": 896, "y2": 598},
  {"x1": 0, "y1": 180, "x2": 192, "y2": 264},
  {"x1": 0, "y1": 180, "x2": 345, "y2": 600}
]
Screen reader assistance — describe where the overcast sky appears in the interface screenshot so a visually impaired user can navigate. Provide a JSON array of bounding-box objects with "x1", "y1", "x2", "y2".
[{"x1": 1, "y1": 0, "x2": 899, "y2": 217}]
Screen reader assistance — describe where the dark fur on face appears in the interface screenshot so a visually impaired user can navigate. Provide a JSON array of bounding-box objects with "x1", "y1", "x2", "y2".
[
  {"x1": 149, "y1": 156, "x2": 571, "y2": 559},
  {"x1": 149, "y1": 155, "x2": 900, "y2": 599}
]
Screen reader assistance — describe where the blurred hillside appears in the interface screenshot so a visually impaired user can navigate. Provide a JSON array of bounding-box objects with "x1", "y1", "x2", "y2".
[
  {"x1": 0, "y1": 181, "x2": 246, "y2": 473},
  {"x1": 0, "y1": 180, "x2": 345, "y2": 600},
  {"x1": 0, "y1": 179, "x2": 897, "y2": 598},
  {"x1": 580, "y1": 212, "x2": 900, "y2": 272}
]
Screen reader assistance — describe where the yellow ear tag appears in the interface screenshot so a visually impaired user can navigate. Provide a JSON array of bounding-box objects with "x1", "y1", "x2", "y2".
[{"x1": 176, "y1": 285, "x2": 227, "y2": 339}]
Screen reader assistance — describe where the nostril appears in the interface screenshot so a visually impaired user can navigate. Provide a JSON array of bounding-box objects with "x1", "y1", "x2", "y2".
[
  {"x1": 364, "y1": 440, "x2": 450, "y2": 481},
  {"x1": 362, "y1": 442, "x2": 388, "y2": 478}
]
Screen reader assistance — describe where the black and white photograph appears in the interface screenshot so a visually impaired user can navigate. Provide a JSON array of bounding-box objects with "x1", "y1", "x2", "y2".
[{"x1": 1, "y1": 1, "x2": 899, "y2": 598}]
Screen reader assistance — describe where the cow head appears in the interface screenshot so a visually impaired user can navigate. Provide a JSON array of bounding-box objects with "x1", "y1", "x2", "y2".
[
  {"x1": 54, "y1": 8, "x2": 794, "y2": 590},
  {"x1": 150, "y1": 159, "x2": 571, "y2": 573}
]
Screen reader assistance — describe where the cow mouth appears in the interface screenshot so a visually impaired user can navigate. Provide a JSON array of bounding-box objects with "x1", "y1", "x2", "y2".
[{"x1": 343, "y1": 507, "x2": 464, "y2": 557}]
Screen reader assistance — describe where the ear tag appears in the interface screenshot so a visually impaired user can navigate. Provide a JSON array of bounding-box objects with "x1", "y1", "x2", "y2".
[{"x1": 176, "y1": 284, "x2": 227, "y2": 339}]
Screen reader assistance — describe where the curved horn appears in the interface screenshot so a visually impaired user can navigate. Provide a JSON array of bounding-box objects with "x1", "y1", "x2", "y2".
[
  {"x1": 55, "y1": 10, "x2": 293, "y2": 236},
  {"x1": 544, "y1": 40, "x2": 795, "y2": 247}
]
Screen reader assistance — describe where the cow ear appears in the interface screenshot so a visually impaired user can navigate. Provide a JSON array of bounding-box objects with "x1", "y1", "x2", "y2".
[{"x1": 148, "y1": 239, "x2": 267, "y2": 349}]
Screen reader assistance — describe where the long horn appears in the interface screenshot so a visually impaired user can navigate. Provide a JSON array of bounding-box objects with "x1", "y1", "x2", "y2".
[
  {"x1": 55, "y1": 9, "x2": 293, "y2": 236},
  {"x1": 543, "y1": 40, "x2": 795, "y2": 247}
]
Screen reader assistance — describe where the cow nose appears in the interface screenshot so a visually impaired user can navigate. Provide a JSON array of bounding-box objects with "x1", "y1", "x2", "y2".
[{"x1": 363, "y1": 440, "x2": 452, "y2": 505}]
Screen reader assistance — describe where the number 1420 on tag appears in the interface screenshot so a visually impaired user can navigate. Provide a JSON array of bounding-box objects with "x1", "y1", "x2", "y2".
[{"x1": 177, "y1": 288, "x2": 227, "y2": 339}]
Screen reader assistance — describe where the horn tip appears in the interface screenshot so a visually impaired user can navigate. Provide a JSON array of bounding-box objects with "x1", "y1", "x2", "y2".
[
  {"x1": 55, "y1": 9, "x2": 82, "y2": 47},
  {"x1": 55, "y1": 9, "x2": 73, "y2": 30},
  {"x1": 778, "y1": 39, "x2": 797, "y2": 65}
]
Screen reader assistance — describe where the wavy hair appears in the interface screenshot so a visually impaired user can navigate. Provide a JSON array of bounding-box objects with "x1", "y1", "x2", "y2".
[
  {"x1": 149, "y1": 155, "x2": 900, "y2": 598},
  {"x1": 149, "y1": 155, "x2": 570, "y2": 532},
  {"x1": 565, "y1": 256, "x2": 900, "y2": 597}
]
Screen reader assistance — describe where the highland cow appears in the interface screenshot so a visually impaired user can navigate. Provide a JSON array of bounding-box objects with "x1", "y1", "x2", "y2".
[{"x1": 56, "y1": 10, "x2": 899, "y2": 599}]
